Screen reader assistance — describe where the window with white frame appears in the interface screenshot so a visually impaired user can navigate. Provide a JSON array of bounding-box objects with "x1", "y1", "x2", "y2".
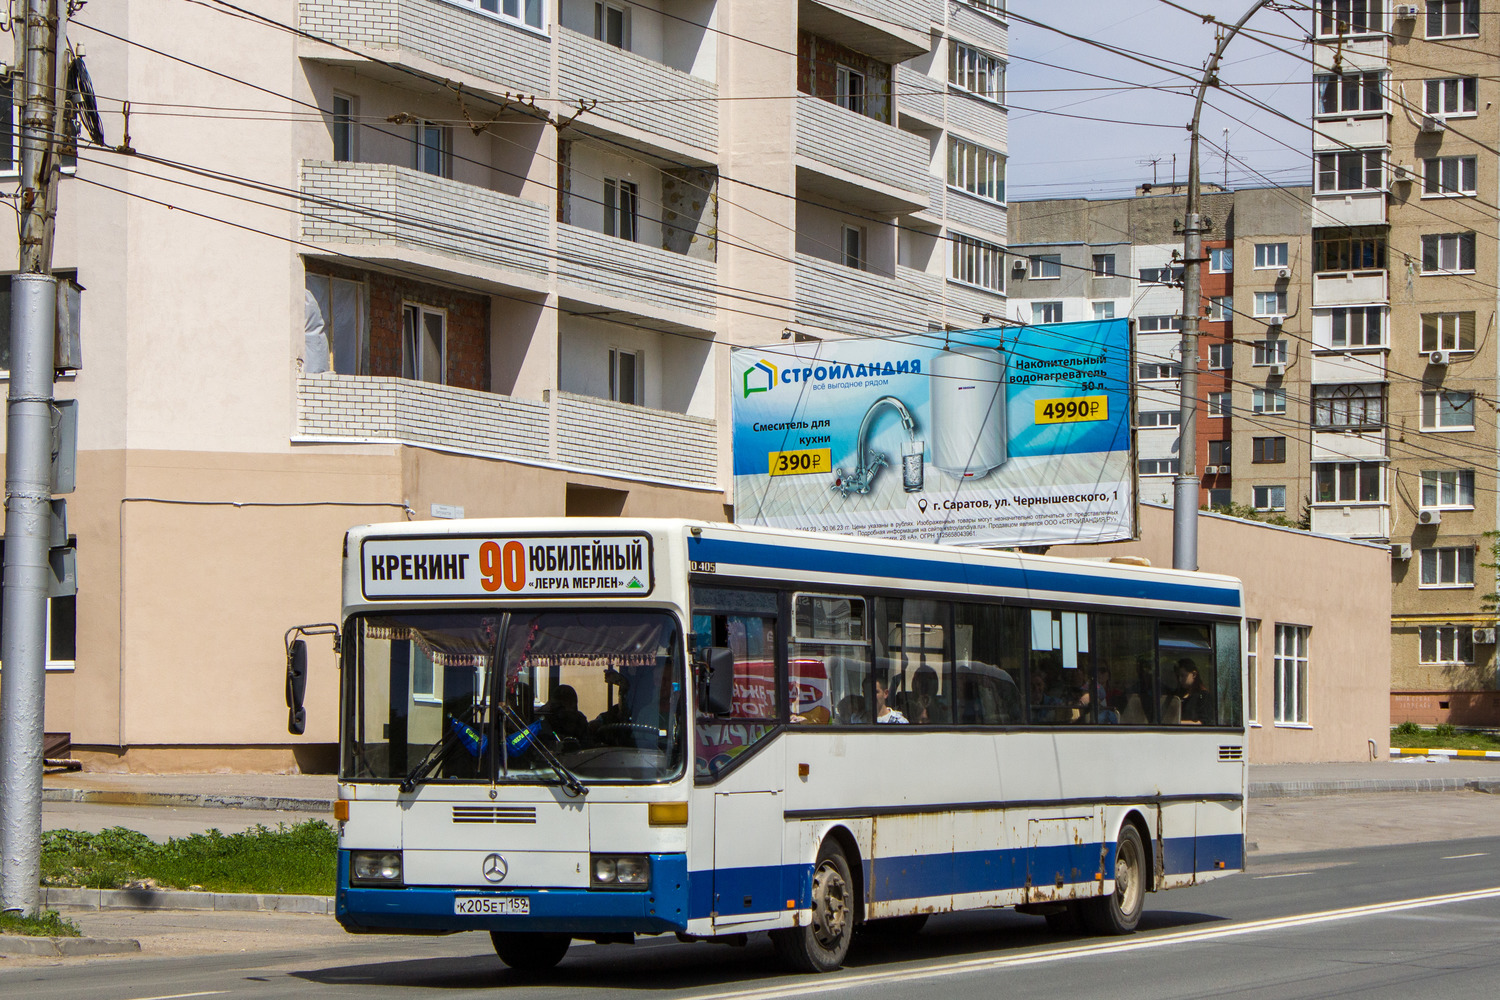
[
  {"x1": 1252, "y1": 437, "x2": 1286, "y2": 463},
  {"x1": 842, "y1": 225, "x2": 865, "y2": 270},
  {"x1": 1427, "y1": 0, "x2": 1478, "y2": 38},
  {"x1": 1421, "y1": 390, "x2": 1474, "y2": 430},
  {"x1": 1092, "y1": 301, "x2": 1115, "y2": 320},
  {"x1": 414, "y1": 122, "x2": 450, "y2": 177},
  {"x1": 1422, "y1": 469, "x2": 1475, "y2": 508},
  {"x1": 1254, "y1": 243, "x2": 1288, "y2": 269},
  {"x1": 1138, "y1": 265, "x2": 1183, "y2": 285},
  {"x1": 1138, "y1": 410, "x2": 1180, "y2": 427},
  {"x1": 1032, "y1": 301, "x2": 1062, "y2": 324},
  {"x1": 304, "y1": 273, "x2": 369, "y2": 376},
  {"x1": 836, "y1": 65, "x2": 866, "y2": 116},
  {"x1": 332, "y1": 94, "x2": 357, "y2": 162},
  {"x1": 1137, "y1": 362, "x2": 1180, "y2": 380},
  {"x1": 1329, "y1": 306, "x2": 1383, "y2": 347},
  {"x1": 604, "y1": 178, "x2": 639, "y2": 241},
  {"x1": 1253, "y1": 291, "x2": 1287, "y2": 318},
  {"x1": 1317, "y1": 0, "x2": 1382, "y2": 36},
  {"x1": 401, "y1": 304, "x2": 446, "y2": 384},
  {"x1": 1421, "y1": 312, "x2": 1475, "y2": 353},
  {"x1": 1139, "y1": 458, "x2": 1180, "y2": 475},
  {"x1": 1424, "y1": 156, "x2": 1477, "y2": 197},
  {"x1": 1029, "y1": 254, "x2": 1061, "y2": 279},
  {"x1": 457, "y1": 0, "x2": 544, "y2": 29},
  {"x1": 1093, "y1": 253, "x2": 1116, "y2": 276},
  {"x1": 1207, "y1": 392, "x2": 1231, "y2": 415},
  {"x1": 1316, "y1": 71, "x2": 1383, "y2": 115},
  {"x1": 0, "y1": 542, "x2": 75, "y2": 671},
  {"x1": 1421, "y1": 232, "x2": 1476, "y2": 274},
  {"x1": 1273, "y1": 624, "x2": 1308, "y2": 725},
  {"x1": 1207, "y1": 343, "x2": 1230, "y2": 369},
  {"x1": 1316, "y1": 150, "x2": 1383, "y2": 192},
  {"x1": 1424, "y1": 77, "x2": 1477, "y2": 117},
  {"x1": 949, "y1": 138, "x2": 1005, "y2": 202},
  {"x1": 1253, "y1": 485, "x2": 1287, "y2": 511},
  {"x1": 1420, "y1": 546, "x2": 1474, "y2": 588},
  {"x1": 1313, "y1": 383, "x2": 1384, "y2": 428},
  {"x1": 1246, "y1": 620, "x2": 1260, "y2": 725},
  {"x1": 609, "y1": 347, "x2": 641, "y2": 405},
  {"x1": 966, "y1": 0, "x2": 1004, "y2": 13},
  {"x1": 1314, "y1": 461, "x2": 1382, "y2": 503},
  {"x1": 1137, "y1": 314, "x2": 1179, "y2": 332},
  {"x1": 1252, "y1": 387, "x2": 1286, "y2": 414},
  {"x1": 950, "y1": 234, "x2": 1004, "y2": 292},
  {"x1": 594, "y1": 1, "x2": 629, "y2": 48},
  {"x1": 1207, "y1": 488, "x2": 1231, "y2": 508},
  {"x1": 1208, "y1": 295, "x2": 1232, "y2": 322},
  {"x1": 1209, "y1": 247, "x2": 1233, "y2": 273},
  {"x1": 950, "y1": 43, "x2": 1005, "y2": 103},
  {"x1": 1253, "y1": 340, "x2": 1288, "y2": 366},
  {"x1": 1420, "y1": 626, "x2": 1474, "y2": 665}
]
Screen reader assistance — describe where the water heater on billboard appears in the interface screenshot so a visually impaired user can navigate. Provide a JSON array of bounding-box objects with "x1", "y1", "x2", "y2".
[{"x1": 931, "y1": 344, "x2": 1006, "y2": 480}]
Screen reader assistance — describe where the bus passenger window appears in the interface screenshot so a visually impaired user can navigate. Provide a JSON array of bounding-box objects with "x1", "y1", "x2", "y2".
[
  {"x1": 1215, "y1": 622, "x2": 1243, "y2": 727},
  {"x1": 1159, "y1": 622, "x2": 1215, "y2": 726},
  {"x1": 690, "y1": 587, "x2": 780, "y2": 778},
  {"x1": 954, "y1": 603, "x2": 1022, "y2": 725},
  {"x1": 1095, "y1": 615, "x2": 1156, "y2": 725},
  {"x1": 885, "y1": 598, "x2": 952, "y2": 724},
  {"x1": 793, "y1": 594, "x2": 871, "y2": 725},
  {"x1": 1030, "y1": 608, "x2": 1091, "y2": 724}
]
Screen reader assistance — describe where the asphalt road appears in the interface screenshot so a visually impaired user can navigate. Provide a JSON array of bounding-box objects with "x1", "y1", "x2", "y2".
[{"x1": 4, "y1": 830, "x2": 1498, "y2": 999}]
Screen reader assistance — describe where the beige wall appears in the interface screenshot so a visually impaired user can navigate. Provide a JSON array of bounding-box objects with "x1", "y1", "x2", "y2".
[{"x1": 1051, "y1": 504, "x2": 1391, "y2": 763}]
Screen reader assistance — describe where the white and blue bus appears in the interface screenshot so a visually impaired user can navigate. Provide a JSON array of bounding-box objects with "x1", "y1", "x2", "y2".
[{"x1": 298, "y1": 518, "x2": 1246, "y2": 973}]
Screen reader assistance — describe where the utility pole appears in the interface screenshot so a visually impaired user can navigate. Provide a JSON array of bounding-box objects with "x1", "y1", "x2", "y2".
[
  {"x1": 1173, "y1": 0, "x2": 1271, "y2": 572},
  {"x1": 1, "y1": 0, "x2": 63, "y2": 916}
]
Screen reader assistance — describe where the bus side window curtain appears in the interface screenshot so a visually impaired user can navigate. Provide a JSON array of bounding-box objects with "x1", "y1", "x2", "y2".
[{"x1": 1215, "y1": 622, "x2": 1243, "y2": 727}]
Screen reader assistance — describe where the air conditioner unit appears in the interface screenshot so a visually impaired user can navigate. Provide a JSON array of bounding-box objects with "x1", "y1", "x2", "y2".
[
  {"x1": 1430, "y1": 349, "x2": 1451, "y2": 366},
  {"x1": 1473, "y1": 628, "x2": 1497, "y2": 645},
  {"x1": 1394, "y1": 4, "x2": 1421, "y2": 18},
  {"x1": 1277, "y1": 267, "x2": 1290, "y2": 279},
  {"x1": 1418, "y1": 508, "x2": 1442, "y2": 526},
  {"x1": 1269, "y1": 363, "x2": 1285, "y2": 376},
  {"x1": 1393, "y1": 164, "x2": 1414, "y2": 183},
  {"x1": 1421, "y1": 115, "x2": 1445, "y2": 133},
  {"x1": 1012, "y1": 258, "x2": 1028, "y2": 273},
  {"x1": 1391, "y1": 543, "x2": 1412, "y2": 560},
  {"x1": 1203, "y1": 465, "x2": 1222, "y2": 476}
]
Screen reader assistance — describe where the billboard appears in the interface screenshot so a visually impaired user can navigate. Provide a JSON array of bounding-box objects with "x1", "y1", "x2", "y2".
[{"x1": 730, "y1": 320, "x2": 1134, "y2": 547}]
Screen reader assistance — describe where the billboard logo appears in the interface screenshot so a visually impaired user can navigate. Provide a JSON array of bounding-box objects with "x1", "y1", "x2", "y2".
[{"x1": 743, "y1": 359, "x2": 778, "y2": 397}]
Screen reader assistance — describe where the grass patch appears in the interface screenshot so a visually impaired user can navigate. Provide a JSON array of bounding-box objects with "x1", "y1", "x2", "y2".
[
  {"x1": 1390, "y1": 725, "x2": 1500, "y2": 752},
  {"x1": 41, "y1": 821, "x2": 337, "y2": 896},
  {"x1": 0, "y1": 910, "x2": 81, "y2": 937}
]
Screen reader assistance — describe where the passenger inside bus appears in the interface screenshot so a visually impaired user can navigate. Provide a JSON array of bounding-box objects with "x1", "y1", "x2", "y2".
[
  {"x1": 540, "y1": 684, "x2": 588, "y2": 742},
  {"x1": 1175, "y1": 658, "x2": 1210, "y2": 725},
  {"x1": 874, "y1": 677, "x2": 907, "y2": 723}
]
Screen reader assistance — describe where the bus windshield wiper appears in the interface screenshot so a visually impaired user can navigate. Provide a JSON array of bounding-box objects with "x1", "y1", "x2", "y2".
[
  {"x1": 399, "y1": 706, "x2": 485, "y2": 793},
  {"x1": 499, "y1": 703, "x2": 589, "y2": 798}
]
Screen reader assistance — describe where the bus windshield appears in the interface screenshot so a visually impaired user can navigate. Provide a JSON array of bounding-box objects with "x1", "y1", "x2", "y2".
[{"x1": 342, "y1": 609, "x2": 686, "y2": 785}]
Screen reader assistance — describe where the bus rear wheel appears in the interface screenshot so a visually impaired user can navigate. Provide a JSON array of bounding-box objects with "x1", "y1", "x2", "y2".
[
  {"x1": 1082, "y1": 824, "x2": 1145, "y2": 935},
  {"x1": 770, "y1": 839, "x2": 854, "y2": 973},
  {"x1": 490, "y1": 931, "x2": 571, "y2": 972}
]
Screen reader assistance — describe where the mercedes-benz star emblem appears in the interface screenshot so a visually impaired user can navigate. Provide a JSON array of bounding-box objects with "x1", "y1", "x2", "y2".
[{"x1": 482, "y1": 853, "x2": 508, "y2": 883}]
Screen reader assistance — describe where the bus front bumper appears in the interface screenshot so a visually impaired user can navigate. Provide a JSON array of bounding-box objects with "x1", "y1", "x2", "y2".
[{"x1": 336, "y1": 851, "x2": 689, "y2": 935}]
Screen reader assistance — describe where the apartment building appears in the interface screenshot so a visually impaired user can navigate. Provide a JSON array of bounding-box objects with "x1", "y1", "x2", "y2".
[
  {"x1": 1313, "y1": 0, "x2": 1500, "y2": 725},
  {"x1": 1009, "y1": 186, "x2": 1313, "y2": 516},
  {"x1": 9, "y1": 0, "x2": 1011, "y2": 768}
]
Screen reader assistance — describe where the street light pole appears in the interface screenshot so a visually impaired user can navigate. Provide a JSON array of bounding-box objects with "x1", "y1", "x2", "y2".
[{"x1": 1173, "y1": 0, "x2": 1272, "y2": 572}]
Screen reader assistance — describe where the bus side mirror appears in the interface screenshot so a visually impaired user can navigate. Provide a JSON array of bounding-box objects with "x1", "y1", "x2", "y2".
[
  {"x1": 286, "y1": 639, "x2": 308, "y2": 735},
  {"x1": 700, "y1": 647, "x2": 734, "y2": 715}
]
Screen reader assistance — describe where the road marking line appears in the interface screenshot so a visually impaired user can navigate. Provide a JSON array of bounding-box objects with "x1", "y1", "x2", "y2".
[
  {"x1": 688, "y1": 885, "x2": 1500, "y2": 1000},
  {"x1": 1441, "y1": 853, "x2": 1488, "y2": 860},
  {"x1": 123, "y1": 993, "x2": 229, "y2": 1000},
  {"x1": 1253, "y1": 873, "x2": 1312, "y2": 880}
]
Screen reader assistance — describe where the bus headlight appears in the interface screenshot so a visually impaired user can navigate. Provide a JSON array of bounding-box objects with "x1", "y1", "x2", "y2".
[
  {"x1": 350, "y1": 850, "x2": 403, "y2": 886},
  {"x1": 591, "y1": 854, "x2": 649, "y2": 888}
]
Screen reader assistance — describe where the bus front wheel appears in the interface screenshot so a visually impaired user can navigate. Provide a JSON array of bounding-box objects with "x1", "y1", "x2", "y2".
[
  {"x1": 770, "y1": 839, "x2": 854, "y2": 972},
  {"x1": 491, "y1": 931, "x2": 571, "y2": 972},
  {"x1": 1082, "y1": 824, "x2": 1145, "y2": 935}
]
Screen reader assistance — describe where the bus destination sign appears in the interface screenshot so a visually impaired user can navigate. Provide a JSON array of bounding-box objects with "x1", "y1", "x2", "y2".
[{"x1": 361, "y1": 534, "x2": 654, "y2": 600}]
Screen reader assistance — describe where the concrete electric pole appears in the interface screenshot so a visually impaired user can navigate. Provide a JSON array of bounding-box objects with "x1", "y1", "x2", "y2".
[{"x1": 1, "y1": 0, "x2": 64, "y2": 916}]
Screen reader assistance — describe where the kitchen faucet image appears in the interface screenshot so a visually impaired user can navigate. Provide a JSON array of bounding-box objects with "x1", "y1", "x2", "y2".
[{"x1": 831, "y1": 395, "x2": 918, "y2": 497}]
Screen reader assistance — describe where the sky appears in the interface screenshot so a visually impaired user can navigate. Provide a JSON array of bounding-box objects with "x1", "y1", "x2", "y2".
[{"x1": 1005, "y1": 0, "x2": 1313, "y2": 201}]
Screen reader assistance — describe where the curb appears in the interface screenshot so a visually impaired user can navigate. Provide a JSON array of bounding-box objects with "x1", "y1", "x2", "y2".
[
  {"x1": 0, "y1": 935, "x2": 141, "y2": 957},
  {"x1": 42, "y1": 886, "x2": 335, "y2": 915},
  {"x1": 1250, "y1": 777, "x2": 1500, "y2": 798},
  {"x1": 42, "y1": 788, "x2": 333, "y2": 813},
  {"x1": 1390, "y1": 748, "x2": 1500, "y2": 759}
]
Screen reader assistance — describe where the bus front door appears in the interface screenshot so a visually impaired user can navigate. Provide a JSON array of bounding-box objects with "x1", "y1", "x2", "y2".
[{"x1": 712, "y1": 791, "x2": 783, "y2": 931}]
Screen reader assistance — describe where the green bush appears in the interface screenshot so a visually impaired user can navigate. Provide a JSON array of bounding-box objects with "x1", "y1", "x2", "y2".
[
  {"x1": 0, "y1": 910, "x2": 81, "y2": 937},
  {"x1": 1393, "y1": 721, "x2": 1421, "y2": 736},
  {"x1": 1434, "y1": 723, "x2": 1457, "y2": 738}
]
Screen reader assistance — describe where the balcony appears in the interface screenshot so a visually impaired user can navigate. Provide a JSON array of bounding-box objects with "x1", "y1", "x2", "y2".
[
  {"x1": 298, "y1": 0, "x2": 551, "y2": 99},
  {"x1": 1311, "y1": 428, "x2": 1387, "y2": 462},
  {"x1": 950, "y1": 2, "x2": 1009, "y2": 51},
  {"x1": 556, "y1": 225, "x2": 717, "y2": 333},
  {"x1": 944, "y1": 189, "x2": 1008, "y2": 242},
  {"x1": 1312, "y1": 191, "x2": 1386, "y2": 227},
  {"x1": 796, "y1": 99, "x2": 930, "y2": 213},
  {"x1": 798, "y1": 0, "x2": 931, "y2": 62},
  {"x1": 296, "y1": 376, "x2": 719, "y2": 488},
  {"x1": 557, "y1": 29, "x2": 718, "y2": 163},
  {"x1": 1312, "y1": 34, "x2": 1387, "y2": 74},
  {"x1": 894, "y1": 66, "x2": 1009, "y2": 152},
  {"x1": 1313, "y1": 115, "x2": 1388, "y2": 152},
  {"x1": 1310, "y1": 503, "x2": 1389, "y2": 540},
  {"x1": 940, "y1": 277, "x2": 1008, "y2": 330},
  {"x1": 794, "y1": 253, "x2": 940, "y2": 338},
  {"x1": 300, "y1": 160, "x2": 550, "y2": 292},
  {"x1": 1313, "y1": 269, "x2": 1387, "y2": 306},
  {"x1": 1311, "y1": 350, "x2": 1387, "y2": 384}
]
